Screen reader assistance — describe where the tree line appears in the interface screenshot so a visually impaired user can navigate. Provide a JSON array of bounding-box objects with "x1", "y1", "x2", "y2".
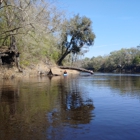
[
  {"x1": 0, "y1": 0, "x2": 95, "y2": 68},
  {"x1": 81, "y1": 47, "x2": 140, "y2": 73}
]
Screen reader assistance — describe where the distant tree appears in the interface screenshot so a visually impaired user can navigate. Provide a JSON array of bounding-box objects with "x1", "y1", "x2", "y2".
[
  {"x1": 132, "y1": 56, "x2": 140, "y2": 65},
  {"x1": 57, "y1": 14, "x2": 95, "y2": 65}
]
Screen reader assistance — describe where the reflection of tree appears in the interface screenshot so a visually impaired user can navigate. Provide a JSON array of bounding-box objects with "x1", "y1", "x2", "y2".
[
  {"x1": 1, "y1": 90, "x2": 17, "y2": 118},
  {"x1": 61, "y1": 94, "x2": 94, "y2": 124},
  {"x1": 93, "y1": 74, "x2": 140, "y2": 97},
  {"x1": 45, "y1": 76, "x2": 95, "y2": 140},
  {"x1": 0, "y1": 76, "x2": 95, "y2": 140},
  {"x1": 0, "y1": 80, "x2": 20, "y2": 120},
  {"x1": 0, "y1": 78, "x2": 60, "y2": 140},
  {"x1": 57, "y1": 76, "x2": 95, "y2": 125}
]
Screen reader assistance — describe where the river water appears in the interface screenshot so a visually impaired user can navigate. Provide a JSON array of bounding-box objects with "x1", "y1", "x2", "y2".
[{"x1": 0, "y1": 73, "x2": 140, "y2": 140}]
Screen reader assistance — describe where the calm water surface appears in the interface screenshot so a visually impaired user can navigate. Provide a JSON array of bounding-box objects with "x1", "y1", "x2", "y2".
[{"x1": 0, "y1": 73, "x2": 140, "y2": 140}]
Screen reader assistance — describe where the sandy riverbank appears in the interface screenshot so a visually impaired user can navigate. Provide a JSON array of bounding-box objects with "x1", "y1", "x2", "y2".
[{"x1": 0, "y1": 62, "x2": 79, "y2": 79}]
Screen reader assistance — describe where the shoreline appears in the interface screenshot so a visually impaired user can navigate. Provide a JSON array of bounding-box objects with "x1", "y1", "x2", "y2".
[{"x1": 0, "y1": 63, "x2": 80, "y2": 79}]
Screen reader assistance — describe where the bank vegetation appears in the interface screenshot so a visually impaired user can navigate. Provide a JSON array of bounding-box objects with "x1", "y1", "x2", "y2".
[
  {"x1": 0, "y1": 0, "x2": 96, "y2": 78},
  {"x1": 1, "y1": 0, "x2": 139, "y2": 79},
  {"x1": 81, "y1": 47, "x2": 140, "y2": 73}
]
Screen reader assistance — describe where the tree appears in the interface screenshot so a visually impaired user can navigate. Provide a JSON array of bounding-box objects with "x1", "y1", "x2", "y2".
[
  {"x1": 133, "y1": 56, "x2": 140, "y2": 65},
  {"x1": 0, "y1": 0, "x2": 64, "y2": 44},
  {"x1": 0, "y1": 0, "x2": 65, "y2": 66},
  {"x1": 57, "y1": 14, "x2": 95, "y2": 65}
]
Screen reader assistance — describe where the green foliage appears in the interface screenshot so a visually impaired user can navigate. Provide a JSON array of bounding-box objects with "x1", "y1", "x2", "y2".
[
  {"x1": 57, "y1": 14, "x2": 96, "y2": 65},
  {"x1": 20, "y1": 60, "x2": 30, "y2": 66},
  {"x1": 82, "y1": 47, "x2": 140, "y2": 72},
  {"x1": 133, "y1": 56, "x2": 140, "y2": 65},
  {"x1": 0, "y1": 0, "x2": 64, "y2": 66},
  {"x1": 51, "y1": 51, "x2": 60, "y2": 61}
]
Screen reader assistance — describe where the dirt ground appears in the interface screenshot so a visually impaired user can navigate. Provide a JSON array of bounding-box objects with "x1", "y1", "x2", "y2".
[{"x1": 0, "y1": 62, "x2": 79, "y2": 79}]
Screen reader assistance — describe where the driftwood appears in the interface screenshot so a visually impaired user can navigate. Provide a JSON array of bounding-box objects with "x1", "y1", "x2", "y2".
[
  {"x1": 59, "y1": 66, "x2": 94, "y2": 74},
  {"x1": 47, "y1": 69, "x2": 60, "y2": 76},
  {"x1": 47, "y1": 69, "x2": 53, "y2": 76}
]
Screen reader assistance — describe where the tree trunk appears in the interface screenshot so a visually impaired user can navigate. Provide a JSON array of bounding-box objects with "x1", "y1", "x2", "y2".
[
  {"x1": 9, "y1": 35, "x2": 18, "y2": 52},
  {"x1": 9, "y1": 35, "x2": 22, "y2": 72},
  {"x1": 0, "y1": 54, "x2": 2, "y2": 65},
  {"x1": 57, "y1": 51, "x2": 70, "y2": 66},
  {"x1": 15, "y1": 52, "x2": 22, "y2": 72}
]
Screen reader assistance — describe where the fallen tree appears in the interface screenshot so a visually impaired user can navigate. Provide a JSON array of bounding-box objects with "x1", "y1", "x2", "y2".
[{"x1": 59, "y1": 66, "x2": 94, "y2": 74}]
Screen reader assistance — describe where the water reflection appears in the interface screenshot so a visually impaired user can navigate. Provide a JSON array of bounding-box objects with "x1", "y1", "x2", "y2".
[
  {"x1": 0, "y1": 73, "x2": 140, "y2": 140},
  {"x1": 93, "y1": 73, "x2": 140, "y2": 97},
  {"x1": 55, "y1": 76, "x2": 94, "y2": 124},
  {"x1": 0, "y1": 76, "x2": 95, "y2": 140}
]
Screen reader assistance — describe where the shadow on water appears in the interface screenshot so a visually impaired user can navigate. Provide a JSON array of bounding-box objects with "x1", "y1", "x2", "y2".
[{"x1": 0, "y1": 75, "x2": 95, "y2": 140}]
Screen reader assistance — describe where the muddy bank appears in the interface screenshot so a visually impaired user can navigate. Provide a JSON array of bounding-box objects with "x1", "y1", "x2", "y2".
[{"x1": 0, "y1": 62, "x2": 79, "y2": 79}]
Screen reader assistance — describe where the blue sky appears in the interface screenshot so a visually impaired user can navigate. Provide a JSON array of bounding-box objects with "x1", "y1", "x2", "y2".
[{"x1": 56, "y1": 0, "x2": 140, "y2": 58}]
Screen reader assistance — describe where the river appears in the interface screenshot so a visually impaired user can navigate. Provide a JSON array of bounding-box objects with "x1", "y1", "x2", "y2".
[{"x1": 0, "y1": 73, "x2": 140, "y2": 140}]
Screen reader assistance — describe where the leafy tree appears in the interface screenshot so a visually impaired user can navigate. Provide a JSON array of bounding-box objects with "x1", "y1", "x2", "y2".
[
  {"x1": 132, "y1": 56, "x2": 140, "y2": 65},
  {"x1": 57, "y1": 14, "x2": 95, "y2": 65},
  {"x1": 81, "y1": 47, "x2": 140, "y2": 72}
]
